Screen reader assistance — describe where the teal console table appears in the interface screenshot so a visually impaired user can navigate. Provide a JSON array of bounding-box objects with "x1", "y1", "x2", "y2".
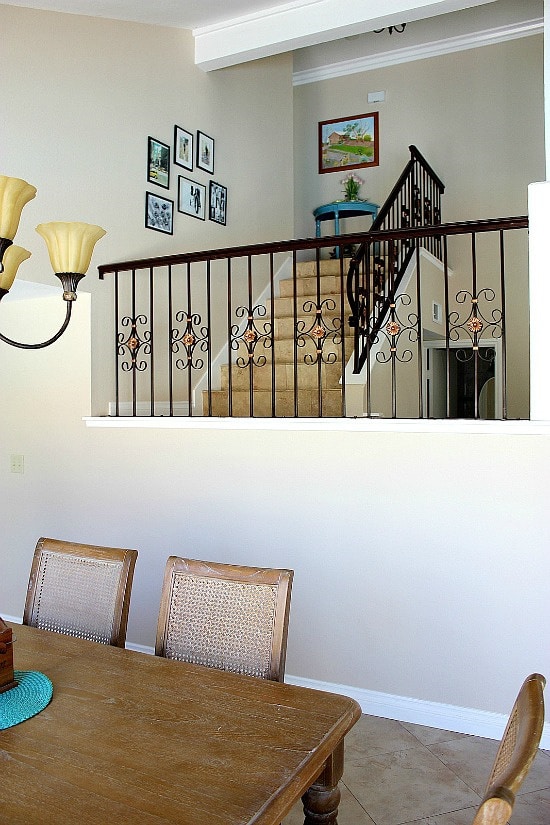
[
  {"x1": 314, "y1": 200, "x2": 379, "y2": 236},
  {"x1": 313, "y1": 200, "x2": 379, "y2": 257}
]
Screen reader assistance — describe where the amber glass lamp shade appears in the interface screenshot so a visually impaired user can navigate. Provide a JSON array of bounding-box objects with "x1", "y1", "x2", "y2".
[
  {"x1": 0, "y1": 175, "x2": 37, "y2": 241},
  {"x1": 35, "y1": 221, "x2": 106, "y2": 275},
  {"x1": 0, "y1": 245, "x2": 31, "y2": 291}
]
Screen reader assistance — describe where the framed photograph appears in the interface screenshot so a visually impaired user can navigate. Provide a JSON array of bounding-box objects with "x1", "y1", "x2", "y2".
[
  {"x1": 209, "y1": 180, "x2": 227, "y2": 225},
  {"x1": 318, "y1": 112, "x2": 379, "y2": 174},
  {"x1": 174, "y1": 125, "x2": 193, "y2": 171},
  {"x1": 178, "y1": 175, "x2": 206, "y2": 221},
  {"x1": 197, "y1": 131, "x2": 215, "y2": 174},
  {"x1": 147, "y1": 136, "x2": 170, "y2": 188},
  {"x1": 145, "y1": 191, "x2": 174, "y2": 234}
]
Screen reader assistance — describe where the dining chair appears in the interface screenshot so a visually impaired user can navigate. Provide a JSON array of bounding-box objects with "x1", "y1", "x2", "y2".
[
  {"x1": 23, "y1": 536, "x2": 138, "y2": 647},
  {"x1": 471, "y1": 672, "x2": 545, "y2": 825},
  {"x1": 155, "y1": 556, "x2": 293, "y2": 681}
]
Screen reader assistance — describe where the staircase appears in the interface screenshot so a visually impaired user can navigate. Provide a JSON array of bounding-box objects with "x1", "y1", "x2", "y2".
[{"x1": 203, "y1": 258, "x2": 352, "y2": 417}]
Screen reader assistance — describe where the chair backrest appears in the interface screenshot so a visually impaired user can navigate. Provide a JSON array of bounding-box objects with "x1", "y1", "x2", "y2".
[
  {"x1": 155, "y1": 556, "x2": 293, "y2": 682},
  {"x1": 472, "y1": 673, "x2": 546, "y2": 825},
  {"x1": 23, "y1": 537, "x2": 138, "y2": 648}
]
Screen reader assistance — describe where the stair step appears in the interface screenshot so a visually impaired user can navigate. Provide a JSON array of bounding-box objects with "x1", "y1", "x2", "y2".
[
  {"x1": 204, "y1": 388, "x2": 344, "y2": 417},
  {"x1": 272, "y1": 313, "x2": 347, "y2": 339},
  {"x1": 268, "y1": 294, "x2": 349, "y2": 318},
  {"x1": 233, "y1": 335, "x2": 352, "y2": 363},
  {"x1": 279, "y1": 273, "x2": 345, "y2": 298},
  {"x1": 295, "y1": 259, "x2": 347, "y2": 277},
  {"x1": 221, "y1": 360, "x2": 342, "y2": 391}
]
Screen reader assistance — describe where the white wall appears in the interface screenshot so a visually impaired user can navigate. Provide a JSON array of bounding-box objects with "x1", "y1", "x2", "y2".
[{"x1": 0, "y1": 6, "x2": 549, "y2": 726}]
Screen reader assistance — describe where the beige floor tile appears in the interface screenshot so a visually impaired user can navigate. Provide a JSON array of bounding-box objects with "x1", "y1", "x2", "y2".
[
  {"x1": 428, "y1": 737, "x2": 550, "y2": 797},
  {"x1": 343, "y1": 746, "x2": 480, "y2": 825},
  {"x1": 284, "y1": 717, "x2": 549, "y2": 825},
  {"x1": 345, "y1": 714, "x2": 425, "y2": 764},
  {"x1": 408, "y1": 808, "x2": 477, "y2": 825},
  {"x1": 510, "y1": 787, "x2": 550, "y2": 825},
  {"x1": 399, "y1": 721, "x2": 471, "y2": 747},
  {"x1": 427, "y1": 736, "x2": 497, "y2": 795}
]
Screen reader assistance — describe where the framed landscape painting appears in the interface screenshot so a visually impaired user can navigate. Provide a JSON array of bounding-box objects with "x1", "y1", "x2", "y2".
[{"x1": 318, "y1": 112, "x2": 379, "y2": 174}]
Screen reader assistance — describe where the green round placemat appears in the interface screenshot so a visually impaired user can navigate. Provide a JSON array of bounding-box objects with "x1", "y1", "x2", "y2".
[{"x1": 0, "y1": 670, "x2": 53, "y2": 730}]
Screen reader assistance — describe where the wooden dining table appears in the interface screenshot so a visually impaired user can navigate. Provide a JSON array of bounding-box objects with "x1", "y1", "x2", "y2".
[{"x1": 1, "y1": 623, "x2": 361, "y2": 824}]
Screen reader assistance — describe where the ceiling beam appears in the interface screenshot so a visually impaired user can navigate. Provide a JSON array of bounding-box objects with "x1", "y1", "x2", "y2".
[{"x1": 193, "y1": 0, "x2": 501, "y2": 71}]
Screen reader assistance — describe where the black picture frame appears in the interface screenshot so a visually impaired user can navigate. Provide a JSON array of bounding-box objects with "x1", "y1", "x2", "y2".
[
  {"x1": 197, "y1": 131, "x2": 215, "y2": 174},
  {"x1": 145, "y1": 191, "x2": 174, "y2": 234},
  {"x1": 147, "y1": 136, "x2": 170, "y2": 188},
  {"x1": 174, "y1": 125, "x2": 193, "y2": 171},
  {"x1": 178, "y1": 175, "x2": 206, "y2": 221},
  {"x1": 209, "y1": 180, "x2": 227, "y2": 226}
]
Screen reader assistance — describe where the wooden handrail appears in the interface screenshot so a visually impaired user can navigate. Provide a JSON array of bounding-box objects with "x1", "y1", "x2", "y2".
[{"x1": 97, "y1": 217, "x2": 527, "y2": 277}]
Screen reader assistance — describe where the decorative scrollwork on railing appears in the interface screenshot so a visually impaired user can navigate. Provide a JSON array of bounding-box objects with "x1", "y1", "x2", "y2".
[
  {"x1": 448, "y1": 288, "x2": 503, "y2": 352},
  {"x1": 412, "y1": 184, "x2": 422, "y2": 225},
  {"x1": 232, "y1": 304, "x2": 272, "y2": 368},
  {"x1": 118, "y1": 314, "x2": 151, "y2": 372},
  {"x1": 373, "y1": 254, "x2": 387, "y2": 294},
  {"x1": 297, "y1": 298, "x2": 342, "y2": 365},
  {"x1": 375, "y1": 294, "x2": 418, "y2": 365},
  {"x1": 423, "y1": 197, "x2": 433, "y2": 225},
  {"x1": 453, "y1": 345, "x2": 496, "y2": 366},
  {"x1": 171, "y1": 310, "x2": 208, "y2": 371}
]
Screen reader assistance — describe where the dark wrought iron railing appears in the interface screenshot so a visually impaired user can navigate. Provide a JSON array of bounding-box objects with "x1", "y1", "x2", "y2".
[
  {"x1": 98, "y1": 216, "x2": 528, "y2": 420},
  {"x1": 346, "y1": 217, "x2": 528, "y2": 419},
  {"x1": 347, "y1": 145, "x2": 446, "y2": 375}
]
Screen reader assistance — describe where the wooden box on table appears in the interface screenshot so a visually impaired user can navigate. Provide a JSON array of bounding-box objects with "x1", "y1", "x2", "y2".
[{"x1": 0, "y1": 616, "x2": 16, "y2": 693}]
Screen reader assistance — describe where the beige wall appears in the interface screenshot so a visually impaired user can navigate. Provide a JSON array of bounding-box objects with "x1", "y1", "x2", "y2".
[
  {"x1": 0, "y1": 4, "x2": 295, "y2": 412},
  {"x1": 294, "y1": 37, "x2": 544, "y2": 417},
  {"x1": 294, "y1": 36, "x2": 544, "y2": 235},
  {"x1": 1, "y1": 7, "x2": 549, "y2": 722},
  {"x1": 1, "y1": 301, "x2": 549, "y2": 715}
]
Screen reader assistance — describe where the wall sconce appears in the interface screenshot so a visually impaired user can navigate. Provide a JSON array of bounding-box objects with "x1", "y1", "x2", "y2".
[{"x1": 0, "y1": 174, "x2": 105, "y2": 349}]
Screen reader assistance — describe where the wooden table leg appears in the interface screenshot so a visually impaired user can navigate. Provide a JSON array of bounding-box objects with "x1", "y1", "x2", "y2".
[{"x1": 301, "y1": 739, "x2": 344, "y2": 824}]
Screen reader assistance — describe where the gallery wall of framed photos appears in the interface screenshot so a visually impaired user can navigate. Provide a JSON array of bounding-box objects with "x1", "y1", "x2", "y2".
[{"x1": 145, "y1": 124, "x2": 227, "y2": 234}]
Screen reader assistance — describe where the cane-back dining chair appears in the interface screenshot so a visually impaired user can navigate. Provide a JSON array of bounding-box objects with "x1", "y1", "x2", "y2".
[
  {"x1": 155, "y1": 556, "x2": 293, "y2": 682},
  {"x1": 23, "y1": 537, "x2": 138, "y2": 647},
  {"x1": 471, "y1": 672, "x2": 545, "y2": 825}
]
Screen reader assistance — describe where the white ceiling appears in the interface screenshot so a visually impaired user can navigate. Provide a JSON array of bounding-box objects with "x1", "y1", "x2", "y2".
[
  {"x1": 0, "y1": 0, "x2": 539, "y2": 71},
  {"x1": 0, "y1": 0, "x2": 283, "y2": 29}
]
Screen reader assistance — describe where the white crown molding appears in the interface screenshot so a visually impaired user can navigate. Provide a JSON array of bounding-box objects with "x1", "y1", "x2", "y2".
[{"x1": 293, "y1": 18, "x2": 543, "y2": 85}]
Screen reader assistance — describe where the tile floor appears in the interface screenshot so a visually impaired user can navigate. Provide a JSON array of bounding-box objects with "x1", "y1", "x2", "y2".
[{"x1": 283, "y1": 715, "x2": 550, "y2": 825}]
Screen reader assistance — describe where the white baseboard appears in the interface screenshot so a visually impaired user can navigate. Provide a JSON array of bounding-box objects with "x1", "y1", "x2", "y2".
[
  {"x1": 7, "y1": 618, "x2": 547, "y2": 750},
  {"x1": 286, "y1": 674, "x2": 550, "y2": 750}
]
